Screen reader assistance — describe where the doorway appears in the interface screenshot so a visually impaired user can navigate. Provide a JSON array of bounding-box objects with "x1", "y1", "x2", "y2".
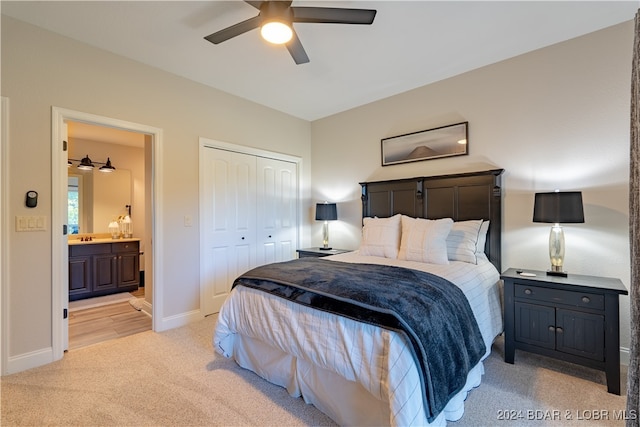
[
  {"x1": 51, "y1": 107, "x2": 164, "y2": 359},
  {"x1": 66, "y1": 120, "x2": 150, "y2": 349}
]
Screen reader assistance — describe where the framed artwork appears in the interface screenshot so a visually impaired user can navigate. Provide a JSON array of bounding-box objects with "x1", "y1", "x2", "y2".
[{"x1": 381, "y1": 121, "x2": 468, "y2": 166}]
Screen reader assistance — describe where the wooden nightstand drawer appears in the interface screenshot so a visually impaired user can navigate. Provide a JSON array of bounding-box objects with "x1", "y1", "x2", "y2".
[{"x1": 515, "y1": 283, "x2": 604, "y2": 310}]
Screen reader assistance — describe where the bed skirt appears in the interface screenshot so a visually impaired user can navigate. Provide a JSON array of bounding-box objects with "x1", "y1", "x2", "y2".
[{"x1": 219, "y1": 331, "x2": 485, "y2": 427}]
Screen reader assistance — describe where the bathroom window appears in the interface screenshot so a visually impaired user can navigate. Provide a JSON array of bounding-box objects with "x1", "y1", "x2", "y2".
[{"x1": 68, "y1": 175, "x2": 80, "y2": 234}]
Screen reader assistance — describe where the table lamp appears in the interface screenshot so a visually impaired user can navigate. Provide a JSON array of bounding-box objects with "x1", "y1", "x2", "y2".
[
  {"x1": 315, "y1": 202, "x2": 337, "y2": 250},
  {"x1": 533, "y1": 191, "x2": 584, "y2": 277}
]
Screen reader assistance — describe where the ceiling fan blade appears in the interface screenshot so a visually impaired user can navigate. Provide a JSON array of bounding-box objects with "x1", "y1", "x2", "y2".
[
  {"x1": 204, "y1": 15, "x2": 262, "y2": 44},
  {"x1": 286, "y1": 30, "x2": 309, "y2": 65},
  {"x1": 291, "y1": 7, "x2": 376, "y2": 25}
]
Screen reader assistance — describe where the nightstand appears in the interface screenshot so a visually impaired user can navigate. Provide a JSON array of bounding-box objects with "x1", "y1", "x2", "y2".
[
  {"x1": 501, "y1": 268, "x2": 628, "y2": 395},
  {"x1": 296, "y1": 248, "x2": 351, "y2": 258}
]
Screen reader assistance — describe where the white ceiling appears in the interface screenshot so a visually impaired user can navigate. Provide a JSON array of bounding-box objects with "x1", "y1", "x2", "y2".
[{"x1": 2, "y1": 1, "x2": 638, "y2": 121}]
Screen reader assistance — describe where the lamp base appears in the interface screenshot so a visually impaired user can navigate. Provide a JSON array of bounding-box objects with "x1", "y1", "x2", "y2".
[
  {"x1": 319, "y1": 247, "x2": 333, "y2": 251},
  {"x1": 546, "y1": 270, "x2": 568, "y2": 277}
]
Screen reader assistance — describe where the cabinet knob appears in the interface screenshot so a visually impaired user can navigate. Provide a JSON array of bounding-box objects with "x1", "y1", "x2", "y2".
[
  {"x1": 268, "y1": 235, "x2": 272, "y2": 238},
  {"x1": 548, "y1": 326, "x2": 555, "y2": 332},
  {"x1": 524, "y1": 289, "x2": 532, "y2": 295},
  {"x1": 582, "y1": 296, "x2": 590, "y2": 303},
  {"x1": 241, "y1": 237, "x2": 245, "y2": 240},
  {"x1": 556, "y1": 327, "x2": 564, "y2": 334}
]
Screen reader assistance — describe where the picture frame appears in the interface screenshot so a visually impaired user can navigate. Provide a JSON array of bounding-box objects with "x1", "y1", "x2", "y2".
[{"x1": 381, "y1": 121, "x2": 468, "y2": 166}]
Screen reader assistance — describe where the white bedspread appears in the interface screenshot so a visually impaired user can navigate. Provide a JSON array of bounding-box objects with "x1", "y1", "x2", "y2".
[{"x1": 214, "y1": 253, "x2": 503, "y2": 426}]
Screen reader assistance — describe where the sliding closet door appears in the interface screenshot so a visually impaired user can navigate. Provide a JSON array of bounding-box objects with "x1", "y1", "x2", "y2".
[
  {"x1": 202, "y1": 148, "x2": 257, "y2": 315},
  {"x1": 256, "y1": 157, "x2": 297, "y2": 265}
]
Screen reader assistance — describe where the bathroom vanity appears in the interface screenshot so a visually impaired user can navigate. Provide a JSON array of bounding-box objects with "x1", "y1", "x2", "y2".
[{"x1": 68, "y1": 238, "x2": 140, "y2": 301}]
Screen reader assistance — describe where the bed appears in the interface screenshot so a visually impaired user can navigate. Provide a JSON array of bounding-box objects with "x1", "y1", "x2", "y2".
[{"x1": 214, "y1": 169, "x2": 505, "y2": 426}]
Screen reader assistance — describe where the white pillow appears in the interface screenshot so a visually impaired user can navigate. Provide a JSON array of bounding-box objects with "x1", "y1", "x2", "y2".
[
  {"x1": 476, "y1": 220, "x2": 490, "y2": 254},
  {"x1": 359, "y1": 214, "x2": 402, "y2": 258},
  {"x1": 446, "y1": 220, "x2": 488, "y2": 264},
  {"x1": 398, "y1": 216, "x2": 453, "y2": 265}
]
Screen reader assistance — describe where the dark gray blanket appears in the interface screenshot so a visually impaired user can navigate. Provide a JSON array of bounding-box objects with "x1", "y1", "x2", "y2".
[{"x1": 233, "y1": 257, "x2": 486, "y2": 423}]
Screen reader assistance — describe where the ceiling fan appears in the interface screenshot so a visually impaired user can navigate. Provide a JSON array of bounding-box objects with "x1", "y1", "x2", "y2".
[{"x1": 204, "y1": 1, "x2": 377, "y2": 65}]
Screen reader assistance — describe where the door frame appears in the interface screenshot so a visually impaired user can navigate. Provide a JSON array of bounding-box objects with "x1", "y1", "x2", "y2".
[
  {"x1": 198, "y1": 137, "x2": 303, "y2": 314},
  {"x1": 51, "y1": 107, "x2": 164, "y2": 359},
  {"x1": 1, "y1": 97, "x2": 9, "y2": 375}
]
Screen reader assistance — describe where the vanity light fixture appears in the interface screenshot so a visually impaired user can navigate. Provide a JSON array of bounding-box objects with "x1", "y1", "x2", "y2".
[
  {"x1": 69, "y1": 155, "x2": 117, "y2": 172},
  {"x1": 77, "y1": 154, "x2": 95, "y2": 171},
  {"x1": 99, "y1": 157, "x2": 116, "y2": 173}
]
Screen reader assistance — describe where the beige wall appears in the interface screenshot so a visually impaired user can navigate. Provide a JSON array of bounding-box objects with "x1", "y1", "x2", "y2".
[
  {"x1": 311, "y1": 21, "x2": 634, "y2": 359},
  {"x1": 68, "y1": 138, "x2": 144, "y2": 238},
  {"x1": 1, "y1": 16, "x2": 311, "y2": 370},
  {"x1": 2, "y1": 13, "x2": 634, "y2": 372}
]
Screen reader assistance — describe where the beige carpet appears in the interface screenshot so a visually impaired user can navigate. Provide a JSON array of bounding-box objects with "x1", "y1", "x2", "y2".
[{"x1": 1, "y1": 315, "x2": 628, "y2": 426}]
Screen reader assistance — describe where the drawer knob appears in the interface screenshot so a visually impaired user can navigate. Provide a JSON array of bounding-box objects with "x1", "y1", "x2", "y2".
[
  {"x1": 524, "y1": 289, "x2": 532, "y2": 295},
  {"x1": 582, "y1": 296, "x2": 590, "y2": 303}
]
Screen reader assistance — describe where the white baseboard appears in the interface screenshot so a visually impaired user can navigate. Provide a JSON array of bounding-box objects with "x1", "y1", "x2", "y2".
[
  {"x1": 620, "y1": 346, "x2": 630, "y2": 366},
  {"x1": 141, "y1": 300, "x2": 152, "y2": 317},
  {"x1": 155, "y1": 309, "x2": 203, "y2": 332},
  {"x1": 4, "y1": 347, "x2": 55, "y2": 376}
]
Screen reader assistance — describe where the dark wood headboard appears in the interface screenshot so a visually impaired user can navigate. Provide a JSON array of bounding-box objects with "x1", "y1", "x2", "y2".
[{"x1": 360, "y1": 169, "x2": 504, "y2": 271}]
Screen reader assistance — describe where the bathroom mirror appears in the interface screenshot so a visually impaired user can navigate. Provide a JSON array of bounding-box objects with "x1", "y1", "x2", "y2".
[{"x1": 68, "y1": 169, "x2": 132, "y2": 234}]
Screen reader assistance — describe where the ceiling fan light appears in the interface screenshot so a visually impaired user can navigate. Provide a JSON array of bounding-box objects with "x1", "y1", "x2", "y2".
[{"x1": 261, "y1": 21, "x2": 293, "y2": 44}]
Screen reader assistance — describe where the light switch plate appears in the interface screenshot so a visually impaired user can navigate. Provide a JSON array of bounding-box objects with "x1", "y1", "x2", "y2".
[{"x1": 16, "y1": 215, "x2": 46, "y2": 231}]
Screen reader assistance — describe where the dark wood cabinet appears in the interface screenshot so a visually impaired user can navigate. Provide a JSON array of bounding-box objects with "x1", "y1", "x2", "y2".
[
  {"x1": 69, "y1": 240, "x2": 140, "y2": 301},
  {"x1": 113, "y1": 242, "x2": 140, "y2": 289},
  {"x1": 502, "y1": 268, "x2": 627, "y2": 395},
  {"x1": 296, "y1": 248, "x2": 351, "y2": 258},
  {"x1": 93, "y1": 252, "x2": 118, "y2": 292},
  {"x1": 69, "y1": 255, "x2": 91, "y2": 297}
]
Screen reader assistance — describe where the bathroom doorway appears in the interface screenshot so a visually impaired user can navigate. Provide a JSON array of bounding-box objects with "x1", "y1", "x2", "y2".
[
  {"x1": 51, "y1": 107, "x2": 164, "y2": 358},
  {"x1": 66, "y1": 121, "x2": 150, "y2": 349}
]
